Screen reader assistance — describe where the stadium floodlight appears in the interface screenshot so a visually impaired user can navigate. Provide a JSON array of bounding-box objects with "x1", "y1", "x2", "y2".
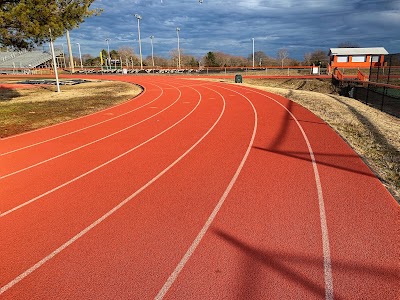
[
  {"x1": 150, "y1": 35, "x2": 155, "y2": 68},
  {"x1": 176, "y1": 27, "x2": 181, "y2": 69},
  {"x1": 76, "y1": 43, "x2": 83, "y2": 69},
  {"x1": 105, "y1": 38, "x2": 111, "y2": 69},
  {"x1": 135, "y1": 14, "x2": 143, "y2": 69}
]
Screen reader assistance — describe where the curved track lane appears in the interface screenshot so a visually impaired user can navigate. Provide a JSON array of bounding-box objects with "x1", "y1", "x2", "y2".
[{"x1": 0, "y1": 76, "x2": 398, "y2": 299}]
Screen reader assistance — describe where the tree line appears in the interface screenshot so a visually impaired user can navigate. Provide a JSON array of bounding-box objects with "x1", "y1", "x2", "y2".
[{"x1": 74, "y1": 47, "x2": 333, "y2": 68}]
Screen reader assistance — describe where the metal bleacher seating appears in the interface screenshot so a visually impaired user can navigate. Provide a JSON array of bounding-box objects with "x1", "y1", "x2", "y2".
[{"x1": 0, "y1": 48, "x2": 63, "y2": 69}]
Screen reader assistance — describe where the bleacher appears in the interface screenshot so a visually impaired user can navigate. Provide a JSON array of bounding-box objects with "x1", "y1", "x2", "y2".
[{"x1": 0, "y1": 48, "x2": 63, "y2": 69}]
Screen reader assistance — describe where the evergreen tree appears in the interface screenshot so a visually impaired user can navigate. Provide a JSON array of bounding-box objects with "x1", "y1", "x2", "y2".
[
  {"x1": 0, "y1": 0, "x2": 101, "y2": 49},
  {"x1": 204, "y1": 52, "x2": 218, "y2": 67}
]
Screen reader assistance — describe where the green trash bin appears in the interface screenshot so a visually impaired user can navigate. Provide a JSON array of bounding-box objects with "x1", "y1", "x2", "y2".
[{"x1": 235, "y1": 74, "x2": 242, "y2": 83}]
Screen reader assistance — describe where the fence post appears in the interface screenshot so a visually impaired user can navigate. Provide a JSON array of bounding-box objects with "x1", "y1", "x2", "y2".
[
  {"x1": 381, "y1": 86, "x2": 386, "y2": 111},
  {"x1": 386, "y1": 55, "x2": 392, "y2": 85},
  {"x1": 376, "y1": 65, "x2": 380, "y2": 82}
]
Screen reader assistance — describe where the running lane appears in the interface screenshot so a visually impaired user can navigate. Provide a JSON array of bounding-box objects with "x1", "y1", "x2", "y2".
[
  {"x1": 157, "y1": 83, "x2": 398, "y2": 299},
  {"x1": 0, "y1": 76, "x2": 398, "y2": 299}
]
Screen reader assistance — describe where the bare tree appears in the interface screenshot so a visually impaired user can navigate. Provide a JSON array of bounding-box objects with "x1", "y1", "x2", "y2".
[
  {"x1": 118, "y1": 46, "x2": 135, "y2": 58},
  {"x1": 251, "y1": 51, "x2": 270, "y2": 67},
  {"x1": 277, "y1": 48, "x2": 289, "y2": 67},
  {"x1": 117, "y1": 46, "x2": 139, "y2": 67},
  {"x1": 304, "y1": 49, "x2": 329, "y2": 67},
  {"x1": 304, "y1": 52, "x2": 312, "y2": 66},
  {"x1": 169, "y1": 49, "x2": 181, "y2": 67}
]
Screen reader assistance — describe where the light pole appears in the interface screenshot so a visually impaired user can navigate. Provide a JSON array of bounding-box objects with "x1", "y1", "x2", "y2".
[
  {"x1": 49, "y1": 28, "x2": 60, "y2": 92},
  {"x1": 66, "y1": 30, "x2": 74, "y2": 73},
  {"x1": 176, "y1": 27, "x2": 181, "y2": 69},
  {"x1": 76, "y1": 42, "x2": 83, "y2": 69},
  {"x1": 105, "y1": 38, "x2": 111, "y2": 69},
  {"x1": 135, "y1": 14, "x2": 143, "y2": 69},
  {"x1": 252, "y1": 38, "x2": 255, "y2": 68},
  {"x1": 150, "y1": 35, "x2": 155, "y2": 68}
]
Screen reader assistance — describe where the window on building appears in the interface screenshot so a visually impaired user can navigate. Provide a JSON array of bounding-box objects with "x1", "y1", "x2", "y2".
[
  {"x1": 336, "y1": 56, "x2": 348, "y2": 63},
  {"x1": 370, "y1": 55, "x2": 380, "y2": 62},
  {"x1": 351, "y1": 55, "x2": 366, "y2": 63}
]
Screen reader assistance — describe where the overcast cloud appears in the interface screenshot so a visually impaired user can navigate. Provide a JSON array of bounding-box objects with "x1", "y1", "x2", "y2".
[{"x1": 60, "y1": 0, "x2": 400, "y2": 60}]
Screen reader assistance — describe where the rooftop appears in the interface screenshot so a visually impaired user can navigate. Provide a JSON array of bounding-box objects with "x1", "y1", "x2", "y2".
[{"x1": 329, "y1": 47, "x2": 389, "y2": 56}]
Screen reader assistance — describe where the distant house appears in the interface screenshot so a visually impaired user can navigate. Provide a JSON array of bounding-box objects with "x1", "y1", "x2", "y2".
[{"x1": 329, "y1": 47, "x2": 388, "y2": 68}]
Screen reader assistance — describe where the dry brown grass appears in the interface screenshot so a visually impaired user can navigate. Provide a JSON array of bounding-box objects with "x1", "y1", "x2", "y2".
[{"x1": 0, "y1": 80, "x2": 142, "y2": 137}]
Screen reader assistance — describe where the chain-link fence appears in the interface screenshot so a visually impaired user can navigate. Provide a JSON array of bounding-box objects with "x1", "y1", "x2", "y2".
[
  {"x1": 369, "y1": 53, "x2": 400, "y2": 85},
  {"x1": 351, "y1": 53, "x2": 400, "y2": 117}
]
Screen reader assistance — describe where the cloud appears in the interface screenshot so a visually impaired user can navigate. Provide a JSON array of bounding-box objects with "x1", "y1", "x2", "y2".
[{"x1": 58, "y1": 0, "x2": 400, "y2": 60}]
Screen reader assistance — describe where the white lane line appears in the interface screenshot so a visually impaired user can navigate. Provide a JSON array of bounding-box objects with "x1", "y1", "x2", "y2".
[
  {"x1": 234, "y1": 85, "x2": 334, "y2": 300},
  {"x1": 0, "y1": 85, "x2": 224, "y2": 295},
  {"x1": 155, "y1": 85, "x2": 257, "y2": 300},
  {"x1": 1, "y1": 84, "x2": 162, "y2": 156},
  {"x1": 1, "y1": 84, "x2": 178, "y2": 179},
  {"x1": 0, "y1": 83, "x2": 196, "y2": 217},
  {"x1": 0, "y1": 81, "x2": 148, "y2": 142}
]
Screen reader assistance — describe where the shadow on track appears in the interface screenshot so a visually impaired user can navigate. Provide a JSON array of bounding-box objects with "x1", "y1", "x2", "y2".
[
  {"x1": 213, "y1": 229, "x2": 398, "y2": 299},
  {"x1": 253, "y1": 146, "x2": 377, "y2": 179},
  {"x1": 257, "y1": 90, "x2": 377, "y2": 179}
]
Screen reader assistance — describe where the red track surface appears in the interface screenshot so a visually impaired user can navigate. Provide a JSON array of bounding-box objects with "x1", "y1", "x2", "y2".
[{"x1": 0, "y1": 75, "x2": 398, "y2": 299}]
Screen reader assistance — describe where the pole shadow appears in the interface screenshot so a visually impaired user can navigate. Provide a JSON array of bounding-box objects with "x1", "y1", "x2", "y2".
[
  {"x1": 213, "y1": 228, "x2": 398, "y2": 299},
  {"x1": 253, "y1": 146, "x2": 377, "y2": 179}
]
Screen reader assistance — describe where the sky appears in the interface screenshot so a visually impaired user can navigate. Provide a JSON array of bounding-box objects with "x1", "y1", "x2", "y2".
[{"x1": 59, "y1": 0, "x2": 400, "y2": 61}]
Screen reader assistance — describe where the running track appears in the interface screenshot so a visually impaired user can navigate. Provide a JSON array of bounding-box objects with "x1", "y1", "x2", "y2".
[{"x1": 0, "y1": 75, "x2": 398, "y2": 299}]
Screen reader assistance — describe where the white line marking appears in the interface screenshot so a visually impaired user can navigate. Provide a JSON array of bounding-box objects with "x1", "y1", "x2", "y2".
[
  {"x1": 155, "y1": 85, "x2": 257, "y2": 300},
  {"x1": 0, "y1": 88, "x2": 184, "y2": 215},
  {"x1": 1, "y1": 85, "x2": 177, "y2": 178},
  {"x1": 0, "y1": 84, "x2": 197, "y2": 217},
  {"x1": 1, "y1": 84, "x2": 162, "y2": 156},
  {"x1": 0, "y1": 84, "x2": 224, "y2": 295},
  {"x1": 233, "y1": 85, "x2": 334, "y2": 300}
]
